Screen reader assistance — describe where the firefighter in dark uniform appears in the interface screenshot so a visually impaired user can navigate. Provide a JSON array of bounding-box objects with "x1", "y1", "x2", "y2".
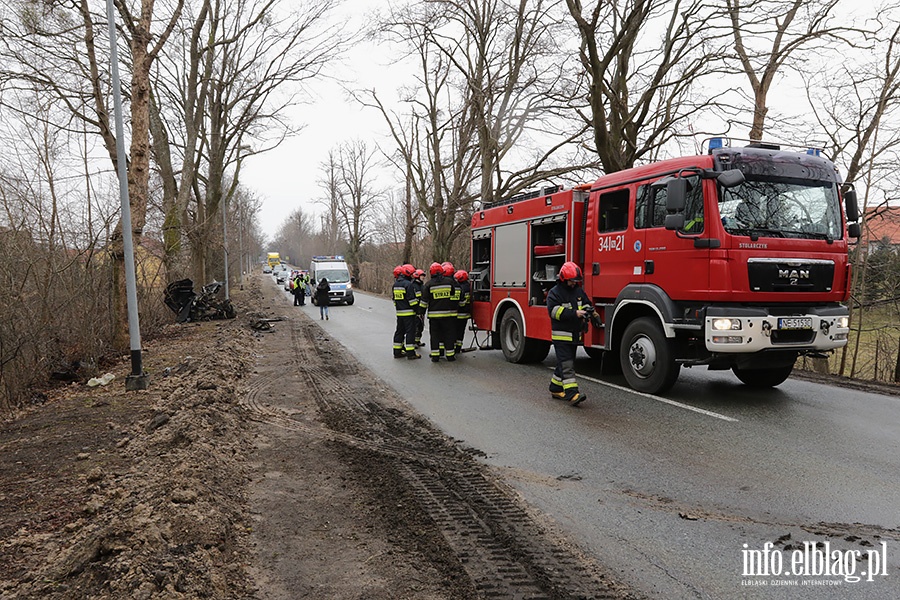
[
  {"x1": 391, "y1": 265, "x2": 406, "y2": 358},
  {"x1": 421, "y1": 262, "x2": 459, "y2": 362},
  {"x1": 453, "y1": 270, "x2": 471, "y2": 356},
  {"x1": 547, "y1": 261, "x2": 593, "y2": 405},
  {"x1": 392, "y1": 264, "x2": 420, "y2": 359},
  {"x1": 391, "y1": 265, "x2": 404, "y2": 357},
  {"x1": 411, "y1": 268, "x2": 426, "y2": 347}
]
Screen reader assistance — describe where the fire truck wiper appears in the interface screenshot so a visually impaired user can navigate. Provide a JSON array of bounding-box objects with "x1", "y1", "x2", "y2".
[
  {"x1": 729, "y1": 226, "x2": 785, "y2": 239},
  {"x1": 781, "y1": 229, "x2": 834, "y2": 241}
]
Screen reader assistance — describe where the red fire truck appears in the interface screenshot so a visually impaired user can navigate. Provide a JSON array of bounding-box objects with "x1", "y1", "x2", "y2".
[{"x1": 469, "y1": 138, "x2": 860, "y2": 394}]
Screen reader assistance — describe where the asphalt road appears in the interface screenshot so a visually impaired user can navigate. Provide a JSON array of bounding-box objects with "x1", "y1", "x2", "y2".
[{"x1": 282, "y1": 282, "x2": 900, "y2": 600}]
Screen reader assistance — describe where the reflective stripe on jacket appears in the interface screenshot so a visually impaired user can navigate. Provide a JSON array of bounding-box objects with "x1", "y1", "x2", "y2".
[
  {"x1": 392, "y1": 276, "x2": 418, "y2": 317},
  {"x1": 421, "y1": 274, "x2": 459, "y2": 318},
  {"x1": 456, "y1": 281, "x2": 471, "y2": 318},
  {"x1": 546, "y1": 281, "x2": 591, "y2": 343}
]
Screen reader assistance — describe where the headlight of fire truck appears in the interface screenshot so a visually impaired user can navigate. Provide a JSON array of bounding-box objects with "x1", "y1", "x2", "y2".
[
  {"x1": 837, "y1": 316, "x2": 849, "y2": 328},
  {"x1": 711, "y1": 318, "x2": 742, "y2": 331}
]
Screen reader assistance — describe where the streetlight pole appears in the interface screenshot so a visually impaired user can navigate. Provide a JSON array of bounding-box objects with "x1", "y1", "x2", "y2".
[
  {"x1": 106, "y1": 0, "x2": 148, "y2": 391},
  {"x1": 238, "y1": 202, "x2": 244, "y2": 290},
  {"x1": 222, "y1": 145, "x2": 252, "y2": 301},
  {"x1": 222, "y1": 196, "x2": 230, "y2": 300}
]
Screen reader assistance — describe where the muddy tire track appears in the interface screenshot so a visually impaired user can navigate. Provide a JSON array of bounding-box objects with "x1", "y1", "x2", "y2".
[{"x1": 242, "y1": 311, "x2": 634, "y2": 600}]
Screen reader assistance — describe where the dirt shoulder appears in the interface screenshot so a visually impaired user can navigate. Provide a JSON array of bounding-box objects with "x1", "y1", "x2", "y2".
[{"x1": 0, "y1": 275, "x2": 635, "y2": 599}]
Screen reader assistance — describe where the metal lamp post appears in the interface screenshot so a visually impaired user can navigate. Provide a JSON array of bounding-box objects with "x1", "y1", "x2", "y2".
[
  {"x1": 222, "y1": 145, "x2": 252, "y2": 300},
  {"x1": 106, "y1": 0, "x2": 148, "y2": 391},
  {"x1": 222, "y1": 194, "x2": 230, "y2": 300}
]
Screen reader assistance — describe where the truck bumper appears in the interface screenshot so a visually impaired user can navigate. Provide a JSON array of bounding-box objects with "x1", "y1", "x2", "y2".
[
  {"x1": 329, "y1": 290, "x2": 353, "y2": 304},
  {"x1": 703, "y1": 305, "x2": 849, "y2": 354}
]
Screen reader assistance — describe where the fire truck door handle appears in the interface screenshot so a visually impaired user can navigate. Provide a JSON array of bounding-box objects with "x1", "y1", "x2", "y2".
[
  {"x1": 644, "y1": 260, "x2": 654, "y2": 275},
  {"x1": 592, "y1": 262, "x2": 600, "y2": 275}
]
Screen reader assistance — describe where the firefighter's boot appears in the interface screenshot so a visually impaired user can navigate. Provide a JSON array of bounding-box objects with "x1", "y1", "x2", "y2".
[{"x1": 564, "y1": 391, "x2": 586, "y2": 406}]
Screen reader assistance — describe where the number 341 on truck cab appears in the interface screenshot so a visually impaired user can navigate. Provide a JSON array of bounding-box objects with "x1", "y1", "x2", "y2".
[{"x1": 468, "y1": 138, "x2": 859, "y2": 395}]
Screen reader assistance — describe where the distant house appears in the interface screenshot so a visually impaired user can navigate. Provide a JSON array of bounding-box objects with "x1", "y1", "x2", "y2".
[{"x1": 861, "y1": 205, "x2": 900, "y2": 254}]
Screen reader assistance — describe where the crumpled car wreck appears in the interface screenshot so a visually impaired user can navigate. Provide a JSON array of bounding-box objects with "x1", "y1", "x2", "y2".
[{"x1": 164, "y1": 279, "x2": 236, "y2": 323}]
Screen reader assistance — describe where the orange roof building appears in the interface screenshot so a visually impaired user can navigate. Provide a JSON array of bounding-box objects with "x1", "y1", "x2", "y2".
[{"x1": 861, "y1": 205, "x2": 900, "y2": 251}]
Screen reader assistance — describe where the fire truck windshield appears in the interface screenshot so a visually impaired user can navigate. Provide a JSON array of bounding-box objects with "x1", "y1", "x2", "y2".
[{"x1": 718, "y1": 177, "x2": 842, "y2": 240}]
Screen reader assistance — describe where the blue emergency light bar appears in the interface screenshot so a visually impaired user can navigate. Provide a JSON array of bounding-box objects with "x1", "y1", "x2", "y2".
[{"x1": 312, "y1": 255, "x2": 344, "y2": 260}]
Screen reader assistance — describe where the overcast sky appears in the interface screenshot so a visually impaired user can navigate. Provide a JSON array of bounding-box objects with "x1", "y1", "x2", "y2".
[
  {"x1": 237, "y1": 1, "x2": 873, "y2": 242},
  {"x1": 239, "y1": 1, "x2": 405, "y2": 240}
]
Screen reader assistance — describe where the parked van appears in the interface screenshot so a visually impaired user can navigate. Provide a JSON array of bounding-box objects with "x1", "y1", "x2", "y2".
[{"x1": 309, "y1": 256, "x2": 354, "y2": 305}]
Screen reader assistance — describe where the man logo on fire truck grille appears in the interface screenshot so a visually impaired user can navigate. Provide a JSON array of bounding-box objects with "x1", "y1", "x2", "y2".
[{"x1": 778, "y1": 269, "x2": 810, "y2": 280}]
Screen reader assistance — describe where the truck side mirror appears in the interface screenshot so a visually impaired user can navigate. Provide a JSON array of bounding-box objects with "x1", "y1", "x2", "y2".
[
  {"x1": 666, "y1": 177, "x2": 687, "y2": 212},
  {"x1": 717, "y1": 169, "x2": 744, "y2": 188},
  {"x1": 844, "y1": 188, "x2": 859, "y2": 222},
  {"x1": 848, "y1": 222, "x2": 861, "y2": 239}
]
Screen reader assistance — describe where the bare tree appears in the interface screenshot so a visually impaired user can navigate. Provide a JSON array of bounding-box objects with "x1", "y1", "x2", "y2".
[
  {"x1": 149, "y1": 0, "x2": 342, "y2": 285},
  {"x1": 363, "y1": 4, "x2": 480, "y2": 262},
  {"x1": 724, "y1": 0, "x2": 859, "y2": 141},
  {"x1": 272, "y1": 206, "x2": 317, "y2": 269},
  {"x1": 565, "y1": 0, "x2": 727, "y2": 173},
  {"x1": 332, "y1": 140, "x2": 381, "y2": 279},
  {"x1": 803, "y1": 13, "x2": 900, "y2": 377},
  {"x1": 0, "y1": 0, "x2": 185, "y2": 348},
  {"x1": 314, "y1": 150, "x2": 343, "y2": 255},
  {"x1": 421, "y1": 0, "x2": 595, "y2": 204}
]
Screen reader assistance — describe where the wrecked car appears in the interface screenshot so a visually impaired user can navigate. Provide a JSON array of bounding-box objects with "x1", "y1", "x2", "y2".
[{"x1": 164, "y1": 279, "x2": 236, "y2": 323}]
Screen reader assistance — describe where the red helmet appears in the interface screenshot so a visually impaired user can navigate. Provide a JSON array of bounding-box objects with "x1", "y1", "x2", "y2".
[
  {"x1": 429, "y1": 262, "x2": 443, "y2": 276},
  {"x1": 454, "y1": 270, "x2": 469, "y2": 283},
  {"x1": 413, "y1": 269, "x2": 425, "y2": 279},
  {"x1": 401, "y1": 263, "x2": 415, "y2": 277},
  {"x1": 393, "y1": 265, "x2": 402, "y2": 278},
  {"x1": 559, "y1": 261, "x2": 583, "y2": 283},
  {"x1": 441, "y1": 261, "x2": 455, "y2": 276}
]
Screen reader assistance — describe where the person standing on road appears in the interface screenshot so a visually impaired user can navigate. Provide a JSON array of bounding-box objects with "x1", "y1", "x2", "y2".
[
  {"x1": 392, "y1": 264, "x2": 421, "y2": 360},
  {"x1": 421, "y1": 262, "x2": 459, "y2": 362},
  {"x1": 292, "y1": 273, "x2": 306, "y2": 306},
  {"x1": 441, "y1": 262, "x2": 460, "y2": 355},
  {"x1": 316, "y1": 278, "x2": 331, "y2": 320},
  {"x1": 391, "y1": 265, "x2": 406, "y2": 356},
  {"x1": 453, "y1": 270, "x2": 471, "y2": 356},
  {"x1": 411, "y1": 269, "x2": 426, "y2": 347},
  {"x1": 547, "y1": 262, "x2": 593, "y2": 406}
]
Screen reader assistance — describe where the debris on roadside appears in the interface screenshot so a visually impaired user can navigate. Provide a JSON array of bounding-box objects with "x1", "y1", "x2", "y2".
[
  {"x1": 164, "y1": 279, "x2": 236, "y2": 323},
  {"x1": 250, "y1": 317, "x2": 283, "y2": 331},
  {"x1": 86, "y1": 373, "x2": 115, "y2": 387}
]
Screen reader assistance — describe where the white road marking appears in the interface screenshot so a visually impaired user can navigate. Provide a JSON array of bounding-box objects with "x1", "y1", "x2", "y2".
[{"x1": 571, "y1": 371, "x2": 739, "y2": 422}]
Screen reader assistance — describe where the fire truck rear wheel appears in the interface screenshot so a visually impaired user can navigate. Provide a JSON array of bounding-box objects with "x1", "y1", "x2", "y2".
[
  {"x1": 732, "y1": 364, "x2": 793, "y2": 387},
  {"x1": 499, "y1": 309, "x2": 549, "y2": 364},
  {"x1": 619, "y1": 317, "x2": 679, "y2": 394}
]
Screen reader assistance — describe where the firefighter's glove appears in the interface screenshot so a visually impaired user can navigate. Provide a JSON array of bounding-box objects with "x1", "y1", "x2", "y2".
[{"x1": 584, "y1": 305, "x2": 602, "y2": 329}]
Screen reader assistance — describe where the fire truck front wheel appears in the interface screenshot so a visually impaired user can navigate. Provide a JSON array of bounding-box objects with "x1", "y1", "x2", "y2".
[
  {"x1": 620, "y1": 317, "x2": 679, "y2": 394},
  {"x1": 499, "y1": 309, "x2": 550, "y2": 364}
]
